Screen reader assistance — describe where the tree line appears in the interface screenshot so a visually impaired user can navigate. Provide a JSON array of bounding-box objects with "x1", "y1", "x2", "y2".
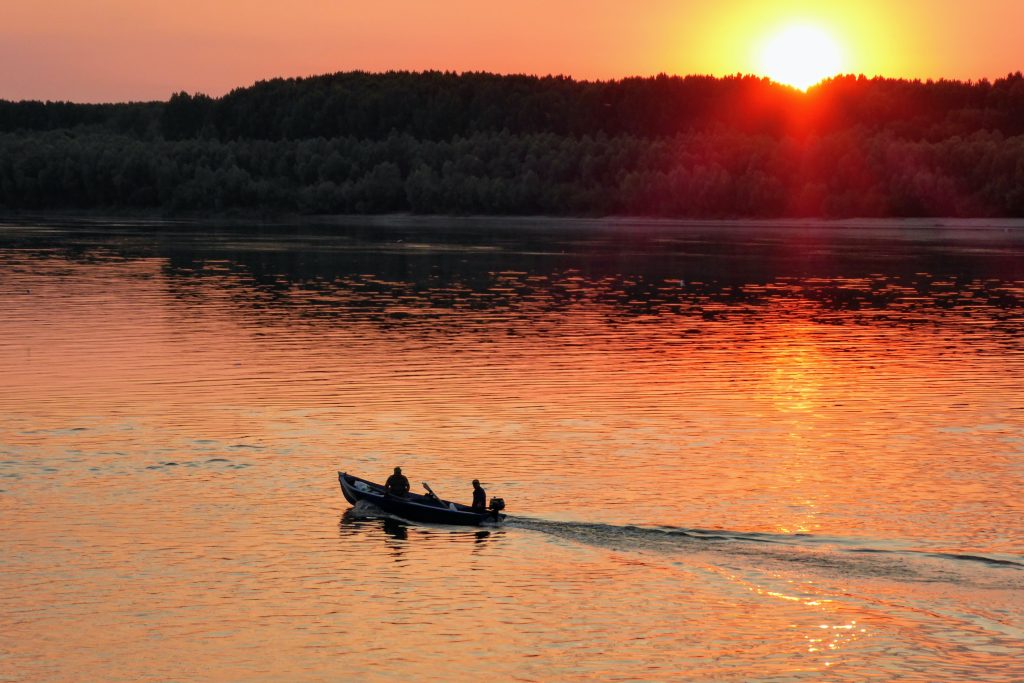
[{"x1": 1, "y1": 71, "x2": 1023, "y2": 217}]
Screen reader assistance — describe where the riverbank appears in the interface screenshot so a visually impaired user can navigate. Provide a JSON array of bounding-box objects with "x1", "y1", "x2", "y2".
[{"x1": 4, "y1": 211, "x2": 1024, "y2": 242}]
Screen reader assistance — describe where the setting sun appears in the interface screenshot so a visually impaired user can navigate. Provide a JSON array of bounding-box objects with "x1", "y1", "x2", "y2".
[{"x1": 757, "y1": 23, "x2": 845, "y2": 90}]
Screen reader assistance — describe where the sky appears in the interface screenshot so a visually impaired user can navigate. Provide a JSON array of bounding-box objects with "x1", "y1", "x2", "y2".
[{"x1": 2, "y1": 0, "x2": 1023, "y2": 102}]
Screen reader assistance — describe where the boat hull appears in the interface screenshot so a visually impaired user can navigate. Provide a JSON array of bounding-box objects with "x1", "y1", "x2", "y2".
[{"x1": 338, "y1": 472, "x2": 505, "y2": 526}]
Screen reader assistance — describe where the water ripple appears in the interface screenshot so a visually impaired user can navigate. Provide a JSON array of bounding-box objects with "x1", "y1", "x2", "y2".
[{"x1": 1, "y1": 220, "x2": 1023, "y2": 681}]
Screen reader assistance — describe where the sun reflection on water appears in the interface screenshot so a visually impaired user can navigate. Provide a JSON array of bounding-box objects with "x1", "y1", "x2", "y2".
[{"x1": 1, "y1": 223, "x2": 1023, "y2": 681}]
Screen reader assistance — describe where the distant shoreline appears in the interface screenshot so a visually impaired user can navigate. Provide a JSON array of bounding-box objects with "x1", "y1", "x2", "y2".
[
  {"x1": 3, "y1": 210, "x2": 1024, "y2": 238},
  {"x1": 4, "y1": 73, "x2": 1024, "y2": 219}
]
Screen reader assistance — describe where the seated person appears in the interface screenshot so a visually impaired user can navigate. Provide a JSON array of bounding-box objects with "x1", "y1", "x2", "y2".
[
  {"x1": 471, "y1": 479, "x2": 486, "y2": 511},
  {"x1": 384, "y1": 466, "x2": 410, "y2": 496}
]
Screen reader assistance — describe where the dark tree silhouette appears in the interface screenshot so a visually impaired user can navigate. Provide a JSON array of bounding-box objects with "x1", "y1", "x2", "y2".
[{"x1": 1, "y1": 71, "x2": 1022, "y2": 217}]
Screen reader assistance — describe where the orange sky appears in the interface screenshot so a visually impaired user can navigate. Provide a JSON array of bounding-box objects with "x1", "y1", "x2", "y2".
[{"x1": 2, "y1": 0, "x2": 1022, "y2": 102}]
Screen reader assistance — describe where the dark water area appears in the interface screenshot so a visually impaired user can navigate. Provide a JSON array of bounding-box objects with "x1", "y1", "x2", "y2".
[{"x1": 1, "y1": 217, "x2": 1023, "y2": 681}]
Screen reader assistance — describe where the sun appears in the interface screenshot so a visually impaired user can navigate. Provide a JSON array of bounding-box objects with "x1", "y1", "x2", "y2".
[{"x1": 756, "y1": 23, "x2": 845, "y2": 90}]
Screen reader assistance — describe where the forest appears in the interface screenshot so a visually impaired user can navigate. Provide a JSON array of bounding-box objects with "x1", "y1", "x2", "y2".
[{"x1": 1, "y1": 71, "x2": 1023, "y2": 217}]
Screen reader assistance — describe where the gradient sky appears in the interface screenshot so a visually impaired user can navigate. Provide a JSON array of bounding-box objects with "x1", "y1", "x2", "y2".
[{"x1": 3, "y1": 0, "x2": 1022, "y2": 102}]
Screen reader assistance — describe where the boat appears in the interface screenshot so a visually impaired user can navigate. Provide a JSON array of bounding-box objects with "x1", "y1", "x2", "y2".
[{"x1": 338, "y1": 472, "x2": 506, "y2": 526}]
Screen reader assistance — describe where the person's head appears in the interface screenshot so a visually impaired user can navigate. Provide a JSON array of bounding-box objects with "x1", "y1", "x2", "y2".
[
  {"x1": 472, "y1": 479, "x2": 481, "y2": 488},
  {"x1": 394, "y1": 467, "x2": 402, "y2": 475}
]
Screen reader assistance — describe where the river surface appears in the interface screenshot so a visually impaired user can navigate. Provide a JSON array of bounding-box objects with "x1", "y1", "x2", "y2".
[{"x1": 1, "y1": 217, "x2": 1023, "y2": 682}]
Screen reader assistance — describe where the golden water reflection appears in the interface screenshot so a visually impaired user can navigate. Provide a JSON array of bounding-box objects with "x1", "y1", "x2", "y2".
[{"x1": 1, "y1": 222, "x2": 1023, "y2": 681}]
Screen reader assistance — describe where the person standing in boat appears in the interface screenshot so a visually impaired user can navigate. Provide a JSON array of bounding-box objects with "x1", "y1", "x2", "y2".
[
  {"x1": 471, "y1": 479, "x2": 486, "y2": 511},
  {"x1": 384, "y1": 467, "x2": 410, "y2": 497}
]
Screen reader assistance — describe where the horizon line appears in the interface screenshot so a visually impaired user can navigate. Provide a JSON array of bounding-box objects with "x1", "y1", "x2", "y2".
[{"x1": 5, "y1": 68, "x2": 1023, "y2": 106}]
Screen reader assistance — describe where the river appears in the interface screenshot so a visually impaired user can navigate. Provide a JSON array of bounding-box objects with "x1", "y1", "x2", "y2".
[{"x1": 1, "y1": 217, "x2": 1022, "y2": 681}]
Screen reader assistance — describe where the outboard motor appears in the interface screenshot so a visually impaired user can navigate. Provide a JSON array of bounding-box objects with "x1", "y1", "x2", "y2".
[{"x1": 488, "y1": 497, "x2": 506, "y2": 520}]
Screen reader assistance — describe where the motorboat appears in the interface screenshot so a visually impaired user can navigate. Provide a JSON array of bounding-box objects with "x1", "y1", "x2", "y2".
[{"x1": 338, "y1": 471, "x2": 506, "y2": 526}]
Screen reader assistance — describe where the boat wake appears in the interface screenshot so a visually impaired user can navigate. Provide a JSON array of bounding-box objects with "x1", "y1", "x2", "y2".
[
  {"x1": 506, "y1": 516, "x2": 1024, "y2": 587},
  {"x1": 342, "y1": 502, "x2": 1022, "y2": 587}
]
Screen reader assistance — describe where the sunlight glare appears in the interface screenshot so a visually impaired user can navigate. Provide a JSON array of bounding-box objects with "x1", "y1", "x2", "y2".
[{"x1": 757, "y1": 23, "x2": 844, "y2": 90}]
